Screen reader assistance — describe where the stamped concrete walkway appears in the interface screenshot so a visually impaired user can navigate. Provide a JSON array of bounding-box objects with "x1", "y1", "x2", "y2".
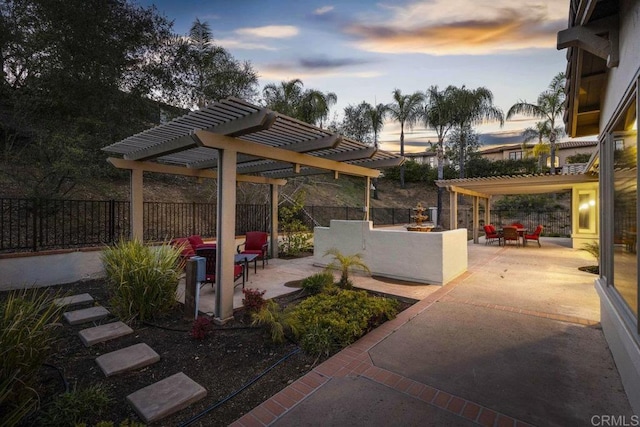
[{"x1": 231, "y1": 238, "x2": 633, "y2": 427}]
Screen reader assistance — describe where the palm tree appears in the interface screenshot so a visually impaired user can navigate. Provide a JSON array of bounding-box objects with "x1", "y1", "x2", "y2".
[
  {"x1": 449, "y1": 85, "x2": 504, "y2": 178},
  {"x1": 299, "y1": 89, "x2": 337, "y2": 128},
  {"x1": 422, "y1": 85, "x2": 457, "y2": 228},
  {"x1": 387, "y1": 89, "x2": 425, "y2": 187},
  {"x1": 521, "y1": 121, "x2": 552, "y2": 170},
  {"x1": 507, "y1": 72, "x2": 566, "y2": 174},
  {"x1": 365, "y1": 102, "x2": 389, "y2": 149},
  {"x1": 323, "y1": 248, "x2": 371, "y2": 289},
  {"x1": 262, "y1": 78, "x2": 304, "y2": 117}
]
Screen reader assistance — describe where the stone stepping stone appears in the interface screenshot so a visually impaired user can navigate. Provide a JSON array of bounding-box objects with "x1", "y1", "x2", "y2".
[
  {"x1": 78, "y1": 321, "x2": 133, "y2": 347},
  {"x1": 63, "y1": 306, "x2": 110, "y2": 325},
  {"x1": 96, "y1": 343, "x2": 160, "y2": 377},
  {"x1": 127, "y1": 372, "x2": 207, "y2": 423},
  {"x1": 53, "y1": 293, "x2": 93, "y2": 308}
]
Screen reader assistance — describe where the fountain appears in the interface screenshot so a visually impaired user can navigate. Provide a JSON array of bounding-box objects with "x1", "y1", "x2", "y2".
[{"x1": 406, "y1": 202, "x2": 435, "y2": 232}]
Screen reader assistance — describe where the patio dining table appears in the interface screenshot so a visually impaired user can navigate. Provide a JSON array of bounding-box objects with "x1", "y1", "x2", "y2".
[{"x1": 497, "y1": 228, "x2": 527, "y2": 246}]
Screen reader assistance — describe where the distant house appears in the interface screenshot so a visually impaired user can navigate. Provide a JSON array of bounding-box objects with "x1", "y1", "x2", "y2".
[
  {"x1": 479, "y1": 140, "x2": 598, "y2": 170},
  {"x1": 403, "y1": 151, "x2": 438, "y2": 167}
]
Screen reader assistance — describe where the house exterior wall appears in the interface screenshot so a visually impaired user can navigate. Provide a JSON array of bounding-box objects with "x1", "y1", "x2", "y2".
[
  {"x1": 594, "y1": 0, "x2": 640, "y2": 414},
  {"x1": 313, "y1": 220, "x2": 467, "y2": 285}
]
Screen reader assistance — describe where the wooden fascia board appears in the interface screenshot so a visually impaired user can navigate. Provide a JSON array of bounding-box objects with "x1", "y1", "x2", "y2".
[
  {"x1": 349, "y1": 157, "x2": 406, "y2": 168},
  {"x1": 445, "y1": 185, "x2": 491, "y2": 199},
  {"x1": 194, "y1": 130, "x2": 380, "y2": 178},
  {"x1": 107, "y1": 157, "x2": 287, "y2": 185},
  {"x1": 557, "y1": 16, "x2": 619, "y2": 67}
]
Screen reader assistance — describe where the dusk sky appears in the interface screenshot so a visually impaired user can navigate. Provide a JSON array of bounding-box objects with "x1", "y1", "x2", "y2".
[{"x1": 138, "y1": 0, "x2": 571, "y2": 152}]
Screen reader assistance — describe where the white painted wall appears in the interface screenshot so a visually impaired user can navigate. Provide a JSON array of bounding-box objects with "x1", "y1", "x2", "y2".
[
  {"x1": 313, "y1": 220, "x2": 468, "y2": 285},
  {"x1": 0, "y1": 250, "x2": 105, "y2": 291}
]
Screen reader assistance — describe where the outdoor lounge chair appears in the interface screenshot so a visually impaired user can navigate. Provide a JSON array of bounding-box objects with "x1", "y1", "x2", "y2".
[
  {"x1": 524, "y1": 225, "x2": 544, "y2": 247},
  {"x1": 170, "y1": 237, "x2": 195, "y2": 268},
  {"x1": 188, "y1": 234, "x2": 215, "y2": 250},
  {"x1": 237, "y1": 231, "x2": 269, "y2": 270},
  {"x1": 483, "y1": 225, "x2": 501, "y2": 245},
  {"x1": 196, "y1": 247, "x2": 244, "y2": 289},
  {"x1": 502, "y1": 226, "x2": 520, "y2": 247}
]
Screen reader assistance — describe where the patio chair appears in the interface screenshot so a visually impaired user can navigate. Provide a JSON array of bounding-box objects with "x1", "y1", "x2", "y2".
[
  {"x1": 188, "y1": 234, "x2": 215, "y2": 250},
  {"x1": 511, "y1": 222, "x2": 524, "y2": 229},
  {"x1": 170, "y1": 237, "x2": 195, "y2": 268},
  {"x1": 524, "y1": 225, "x2": 544, "y2": 247},
  {"x1": 483, "y1": 224, "x2": 501, "y2": 245},
  {"x1": 196, "y1": 247, "x2": 245, "y2": 289},
  {"x1": 237, "y1": 231, "x2": 269, "y2": 270},
  {"x1": 502, "y1": 226, "x2": 520, "y2": 247}
]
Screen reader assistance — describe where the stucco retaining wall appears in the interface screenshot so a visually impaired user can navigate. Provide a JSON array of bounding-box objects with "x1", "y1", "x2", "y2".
[{"x1": 313, "y1": 220, "x2": 468, "y2": 285}]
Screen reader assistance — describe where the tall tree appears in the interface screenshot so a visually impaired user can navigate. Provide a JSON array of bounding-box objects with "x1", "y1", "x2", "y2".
[
  {"x1": 298, "y1": 89, "x2": 337, "y2": 128},
  {"x1": 521, "y1": 121, "x2": 552, "y2": 170},
  {"x1": 449, "y1": 85, "x2": 504, "y2": 178},
  {"x1": 339, "y1": 102, "x2": 374, "y2": 145},
  {"x1": 422, "y1": 85, "x2": 457, "y2": 227},
  {"x1": 365, "y1": 103, "x2": 389, "y2": 149},
  {"x1": 262, "y1": 78, "x2": 304, "y2": 117},
  {"x1": 507, "y1": 72, "x2": 566, "y2": 174},
  {"x1": 387, "y1": 89, "x2": 424, "y2": 187},
  {"x1": 446, "y1": 124, "x2": 481, "y2": 170}
]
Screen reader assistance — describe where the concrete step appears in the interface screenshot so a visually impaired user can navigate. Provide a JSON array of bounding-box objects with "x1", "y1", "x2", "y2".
[
  {"x1": 96, "y1": 343, "x2": 160, "y2": 377},
  {"x1": 63, "y1": 306, "x2": 110, "y2": 325},
  {"x1": 126, "y1": 372, "x2": 207, "y2": 423},
  {"x1": 53, "y1": 293, "x2": 93, "y2": 308},
  {"x1": 78, "y1": 321, "x2": 133, "y2": 347}
]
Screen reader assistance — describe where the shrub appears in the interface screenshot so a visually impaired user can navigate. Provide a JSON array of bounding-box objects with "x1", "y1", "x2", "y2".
[
  {"x1": 242, "y1": 288, "x2": 267, "y2": 313},
  {"x1": 290, "y1": 289, "x2": 399, "y2": 356},
  {"x1": 580, "y1": 241, "x2": 600, "y2": 263},
  {"x1": 300, "y1": 272, "x2": 334, "y2": 295},
  {"x1": 190, "y1": 317, "x2": 213, "y2": 340},
  {"x1": 251, "y1": 300, "x2": 300, "y2": 344},
  {"x1": 102, "y1": 239, "x2": 181, "y2": 323},
  {"x1": 0, "y1": 288, "x2": 64, "y2": 426},
  {"x1": 279, "y1": 191, "x2": 313, "y2": 257},
  {"x1": 38, "y1": 384, "x2": 111, "y2": 427}
]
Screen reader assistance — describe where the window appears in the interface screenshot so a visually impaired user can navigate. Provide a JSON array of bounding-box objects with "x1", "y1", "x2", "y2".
[
  {"x1": 508, "y1": 151, "x2": 523, "y2": 160},
  {"x1": 615, "y1": 139, "x2": 625, "y2": 151},
  {"x1": 578, "y1": 190, "x2": 597, "y2": 233}
]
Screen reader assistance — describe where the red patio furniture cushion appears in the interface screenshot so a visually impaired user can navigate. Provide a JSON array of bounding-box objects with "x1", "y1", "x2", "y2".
[{"x1": 237, "y1": 231, "x2": 269, "y2": 269}]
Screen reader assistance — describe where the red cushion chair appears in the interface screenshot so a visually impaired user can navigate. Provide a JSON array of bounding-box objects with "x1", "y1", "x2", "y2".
[
  {"x1": 188, "y1": 234, "x2": 215, "y2": 250},
  {"x1": 483, "y1": 225, "x2": 500, "y2": 245},
  {"x1": 524, "y1": 225, "x2": 544, "y2": 247},
  {"x1": 237, "y1": 231, "x2": 269, "y2": 271},
  {"x1": 170, "y1": 237, "x2": 195, "y2": 268},
  {"x1": 511, "y1": 222, "x2": 524, "y2": 229},
  {"x1": 196, "y1": 247, "x2": 244, "y2": 289}
]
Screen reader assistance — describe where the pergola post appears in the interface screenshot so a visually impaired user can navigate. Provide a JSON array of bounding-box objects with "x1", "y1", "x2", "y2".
[
  {"x1": 270, "y1": 183, "x2": 279, "y2": 260},
  {"x1": 214, "y1": 148, "x2": 237, "y2": 324},
  {"x1": 485, "y1": 198, "x2": 491, "y2": 227},
  {"x1": 130, "y1": 169, "x2": 144, "y2": 240},
  {"x1": 449, "y1": 190, "x2": 458, "y2": 230},
  {"x1": 473, "y1": 196, "x2": 480, "y2": 244}
]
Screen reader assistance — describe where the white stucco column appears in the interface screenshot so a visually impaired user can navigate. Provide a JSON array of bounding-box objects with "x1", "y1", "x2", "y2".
[
  {"x1": 364, "y1": 177, "x2": 371, "y2": 221},
  {"x1": 130, "y1": 169, "x2": 144, "y2": 240},
  {"x1": 270, "y1": 183, "x2": 279, "y2": 259},
  {"x1": 215, "y1": 148, "x2": 237, "y2": 324}
]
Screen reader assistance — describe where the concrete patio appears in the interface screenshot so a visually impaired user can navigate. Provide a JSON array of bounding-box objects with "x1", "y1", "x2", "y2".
[{"x1": 227, "y1": 237, "x2": 633, "y2": 426}]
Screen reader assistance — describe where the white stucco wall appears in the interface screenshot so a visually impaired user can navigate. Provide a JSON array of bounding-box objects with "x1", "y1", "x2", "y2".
[
  {"x1": 0, "y1": 250, "x2": 105, "y2": 291},
  {"x1": 313, "y1": 220, "x2": 468, "y2": 285}
]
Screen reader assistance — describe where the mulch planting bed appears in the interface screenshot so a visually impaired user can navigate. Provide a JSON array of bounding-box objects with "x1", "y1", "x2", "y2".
[{"x1": 14, "y1": 279, "x2": 412, "y2": 426}]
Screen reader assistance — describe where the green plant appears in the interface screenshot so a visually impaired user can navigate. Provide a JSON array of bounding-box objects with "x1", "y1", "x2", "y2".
[
  {"x1": 290, "y1": 289, "x2": 399, "y2": 356},
  {"x1": 300, "y1": 272, "x2": 334, "y2": 295},
  {"x1": 0, "y1": 288, "x2": 64, "y2": 426},
  {"x1": 242, "y1": 288, "x2": 267, "y2": 313},
  {"x1": 323, "y1": 248, "x2": 371, "y2": 289},
  {"x1": 279, "y1": 191, "x2": 313, "y2": 257},
  {"x1": 38, "y1": 384, "x2": 111, "y2": 427},
  {"x1": 251, "y1": 300, "x2": 299, "y2": 344},
  {"x1": 580, "y1": 241, "x2": 600, "y2": 263},
  {"x1": 102, "y1": 239, "x2": 182, "y2": 323}
]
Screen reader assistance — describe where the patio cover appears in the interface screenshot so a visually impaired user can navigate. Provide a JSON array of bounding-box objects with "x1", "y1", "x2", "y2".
[
  {"x1": 103, "y1": 97, "x2": 404, "y2": 322},
  {"x1": 436, "y1": 171, "x2": 598, "y2": 243}
]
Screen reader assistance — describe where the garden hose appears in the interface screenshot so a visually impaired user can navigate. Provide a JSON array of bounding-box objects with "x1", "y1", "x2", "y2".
[
  {"x1": 43, "y1": 363, "x2": 70, "y2": 393},
  {"x1": 177, "y1": 347, "x2": 301, "y2": 427}
]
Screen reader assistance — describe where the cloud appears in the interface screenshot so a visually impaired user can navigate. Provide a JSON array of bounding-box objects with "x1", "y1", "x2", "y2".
[
  {"x1": 216, "y1": 38, "x2": 277, "y2": 51},
  {"x1": 259, "y1": 63, "x2": 383, "y2": 80},
  {"x1": 314, "y1": 5, "x2": 335, "y2": 15},
  {"x1": 235, "y1": 25, "x2": 299, "y2": 39},
  {"x1": 298, "y1": 57, "x2": 371, "y2": 70},
  {"x1": 345, "y1": 0, "x2": 566, "y2": 55}
]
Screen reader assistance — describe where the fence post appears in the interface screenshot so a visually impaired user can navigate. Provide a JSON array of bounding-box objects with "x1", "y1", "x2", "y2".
[{"x1": 32, "y1": 199, "x2": 38, "y2": 252}]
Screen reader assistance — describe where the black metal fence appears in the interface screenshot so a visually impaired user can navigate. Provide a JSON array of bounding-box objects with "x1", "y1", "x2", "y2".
[
  {"x1": 0, "y1": 197, "x2": 572, "y2": 252},
  {"x1": 0, "y1": 198, "x2": 413, "y2": 253}
]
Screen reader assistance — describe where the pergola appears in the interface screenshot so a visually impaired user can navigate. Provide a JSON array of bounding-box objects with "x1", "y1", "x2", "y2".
[
  {"x1": 436, "y1": 172, "x2": 599, "y2": 243},
  {"x1": 103, "y1": 97, "x2": 404, "y2": 322}
]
